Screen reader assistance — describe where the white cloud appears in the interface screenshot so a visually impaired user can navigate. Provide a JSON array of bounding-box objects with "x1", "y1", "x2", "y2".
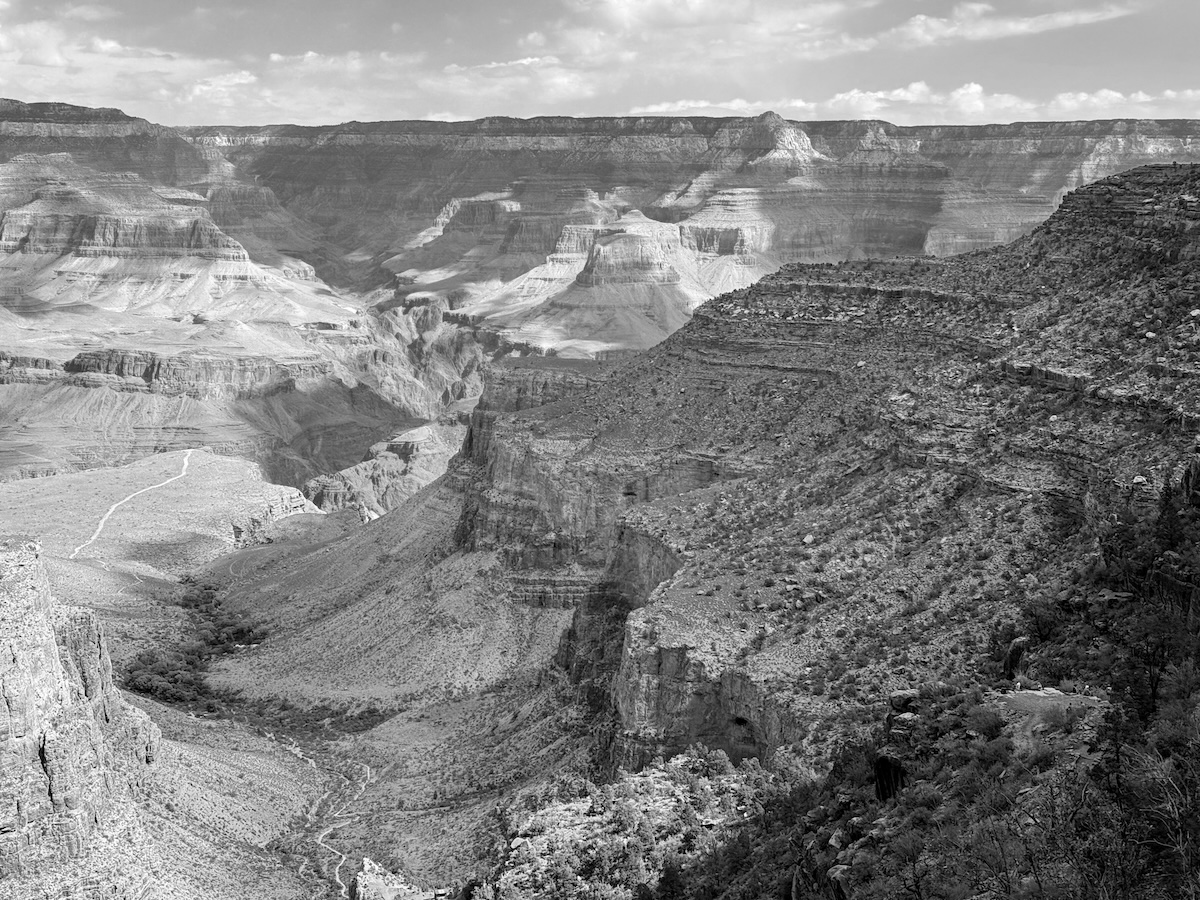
[
  {"x1": 62, "y1": 4, "x2": 116, "y2": 21},
  {"x1": 884, "y1": 2, "x2": 1134, "y2": 48},
  {"x1": 630, "y1": 97, "x2": 816, "y2": 116},
  {"x1": 823, "y1": 81, "x2": 1038, "y2": 122},
  {"x1": 0, "y1": 0, "x2": 1190, "y2": 127},
  {"x1": 565, "y1": 0, "x2": 758, "y2": 30},
  {"x1": 5, "y1": 21, "x2": 71, "y2": 67},
  {"x1": 89, "y1": 36, "x2": 121, "y2": 54},
  {"x1": 448, "y1": 56, "x2": 562, "y2": 72},
  {"x1": 1045, "y1": 87, "x2": 1200, "y2": 118},
  {"x1": 181, "y1": 70, "x2": 257, "y2": 107},
  {"x1": 625, "y1": 83, "x2": 1200, "y2": 126}
]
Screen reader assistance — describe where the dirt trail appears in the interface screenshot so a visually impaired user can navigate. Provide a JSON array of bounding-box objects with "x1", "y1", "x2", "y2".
[
  {"x1": 278, "y1": 736, "x2": 372, "y2": 898},
  {"x1": 314, "y1": 761, "x2": 373, "y2": 896},
  {"x1": 69, "y1": 449, "x2": 194, "y2": 560}
]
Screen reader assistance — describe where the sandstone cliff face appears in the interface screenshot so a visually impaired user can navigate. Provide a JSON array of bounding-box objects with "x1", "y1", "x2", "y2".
[
  {"x1": 304, "y1": 419, "x2": 468, "y2": 518},
  {"x1": 0, "y1": 99, "x2": 209, "y2": 186},
  {"x1": 0, "y1": 536, "x2": 161, "y2": 897},
  {"x1": 0, "y1": 149, "x2": 362, "y2": 328}
]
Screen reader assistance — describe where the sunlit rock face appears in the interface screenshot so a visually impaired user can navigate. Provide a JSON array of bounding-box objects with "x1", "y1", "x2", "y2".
[
  {"x1": 0, "y1": 537, "x2": 162, "y2": 898},
  {"x1": 185, "y1": 114, "x2": 1200, "y2": 356},
  {"x1": 0, "y1": 99, "x2": 209, "y2": 185},
  {"x1": 0, "y1": 101, "x2": 486, "y2": 485},
  {"x1": 0, "y1": 151, "x2": 355, "y2": 324}
]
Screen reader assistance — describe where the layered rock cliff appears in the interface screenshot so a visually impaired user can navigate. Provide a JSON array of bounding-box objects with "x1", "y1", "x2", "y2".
[
  {"x1": 443, "y1": 163, "x2": 1200, "y2": 767},
  {"x1": 0, "y1": 536, "x2": 162, "y2": 898},
  {"x1": 0, "y1": 99, "x2": 209, "y2": 185},
  {"x1": 185, "y1": 114, "x2": 1200, "y2": 355},
  {"x1": 0, "y1": 100, "x2": 492, "y2": 492},
  {"x1": 0, "y1": 318, "x2": 482, "y2": 485}
]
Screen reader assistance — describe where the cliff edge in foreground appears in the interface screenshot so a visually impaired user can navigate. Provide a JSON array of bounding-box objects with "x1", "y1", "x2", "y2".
[{"x1": 0, "y1": 536, "x2": 162, "y2": 897}]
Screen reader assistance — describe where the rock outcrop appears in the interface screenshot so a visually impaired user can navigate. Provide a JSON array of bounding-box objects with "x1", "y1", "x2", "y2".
[
  {"x1": 0, "y1": 536, "x2": 162, "y2": 898},
  {"x1": 0, "y1": 99, "x2": 209, "y2": 185},
  {"x1": 350, "y1": 857, "x2": 440, "y2": 900},
  {"x1": 304, "y1": 419, "x2": 468, "y2": 519}
]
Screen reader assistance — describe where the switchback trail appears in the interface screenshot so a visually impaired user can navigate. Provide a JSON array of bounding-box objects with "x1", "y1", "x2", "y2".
[
  {"x1": 276, "y1": 736, "x2": 372, "y2": 898},
  {"x1": 314, "y1": 760, "x2": 373, "y2": 897},
  {"x1": 69, "y1": 449, "x2": 194, "y2": 561}
]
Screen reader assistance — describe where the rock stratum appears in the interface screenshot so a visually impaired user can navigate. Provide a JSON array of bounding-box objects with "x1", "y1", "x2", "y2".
[
  {"x1": 187, "y1": 114, "x2": 1200, "y2": 355},
  {"x1": 0, "y1": 536, "x2": 161, "y2": 898},
  {"x1": 5, "y1": 99, "x2": 1200, "y2": 492},
  {"x1": 0, "y1": 99, "x2": 483, "y2": 488}
]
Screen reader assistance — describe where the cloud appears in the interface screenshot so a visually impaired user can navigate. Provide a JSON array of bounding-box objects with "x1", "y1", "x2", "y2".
[
  {"x1": 181, "y1": 70, "x2": 258, "y2": 107},
  {"x1": 61, "y1": 4, "x2": 116, "y2": 21},
  {"x1": 1046, "y1": 87, "x2": 1200, "y2": 118},
  {"x1": 0, "y1": 0, "x2": 1190, "y2": 126},
  {"x1": 425, "y1": 54, "x2": 599, "y2": 107},
  {"x1": 820, "y1": 81, "x2": 1034, "y2": 121},
  {"x1": 630, "y1": 97, "x2": 816, "y2": 116},
  {"x1": 565, "y1": 0, "x2": 758, "y2": 30},
  {"x1": 448, "y1": 56, "x2": 563, "y2": 72},
  {"x1": 626, "y1": 83, "x2": 1200, "y2": 126},
  {"x1": 2, "y1": 21, "x2": 72, "y2": 67},
  {"x1": 884, "y1": 2, "x2": 1134, "y2": 48}
]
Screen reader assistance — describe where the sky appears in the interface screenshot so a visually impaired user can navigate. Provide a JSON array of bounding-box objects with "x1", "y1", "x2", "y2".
[{"x1": 0, "y1": 0, "x2": 1197, "y2": 127}]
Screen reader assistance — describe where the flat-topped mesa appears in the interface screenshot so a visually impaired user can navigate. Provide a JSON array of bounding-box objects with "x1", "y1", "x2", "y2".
[
  {"x1": 576, "y1": 232, "x2": 683, "y2": 286},
  {"x1": 0, "y1": 155, "x2": 248, "y2": 262},
  {"x1": 189, "y1": 115, "x2": 1200, "y2": 258},
  {"x1": 0, "y1": 537, "x2": 160, "y2": 894},
  {"x1": 63, "y1": 348, "x2": 332, "y2": 398},
  {"x1": 0, "y1": 99, "x2": 209, "y2": 185},
  {"x1": 0, "y1": 348, "x2": 332, "y2": 400}
]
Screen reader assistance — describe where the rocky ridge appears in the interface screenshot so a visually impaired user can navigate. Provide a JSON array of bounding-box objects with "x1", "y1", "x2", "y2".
[
  {"x1": 0, "y1": 536, "x2": 162, "y2": 898},
  {"x1": 449, "y1": 163, "x2": 1200, "y2": 895}
]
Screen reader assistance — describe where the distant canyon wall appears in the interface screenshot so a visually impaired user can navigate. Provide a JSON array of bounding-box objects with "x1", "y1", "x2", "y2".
[
  {"x1": 181, "y1": 114, "x2": 1200, "y2": 356},
  {"x1": 184, "y1": 115, "x2": 1200, "y2": 266}
]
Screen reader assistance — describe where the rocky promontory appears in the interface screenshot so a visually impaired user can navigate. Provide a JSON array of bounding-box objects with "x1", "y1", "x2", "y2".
[{"x1": 0, "y1": 537, "x2": 162, "y2": 897}]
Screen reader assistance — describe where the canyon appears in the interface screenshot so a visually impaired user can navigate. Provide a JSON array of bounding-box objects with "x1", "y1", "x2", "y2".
[
  {"x1": 4, "y1": 95, "x2": 1200, "y2": 898},
  {"x1": 5, "y1": 101, "x2": 1200, "y2": 499},
  {"x1": 192, "y1": 162, "x2": 1200, "y2": 895}
]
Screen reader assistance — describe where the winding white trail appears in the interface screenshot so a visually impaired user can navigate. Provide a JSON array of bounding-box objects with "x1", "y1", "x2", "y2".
[
  {"x1": 68, "y1": 449, "x2": 194, "y2": 561},
  {"x1": 314, "y1": 762, "x2": 373, "y2": 896},
  {"x1": 274, "y1": 735, "x2": 371, "y2": 897}
]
